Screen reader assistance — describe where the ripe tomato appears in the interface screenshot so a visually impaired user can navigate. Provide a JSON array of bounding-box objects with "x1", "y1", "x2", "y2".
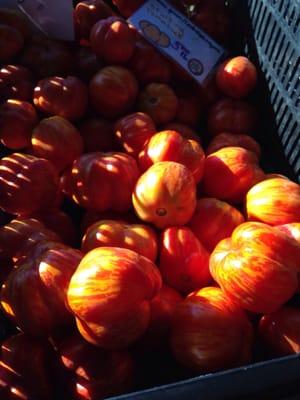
[
  {"x1": 138, "y1": 130, "x2": 205, "y2": 183},
  {"x1": 133, "y1": 161, "x2": 197, "y2": 229},
  {"x1": 207, "y1": 132, "x2": 261, "y2": 159},
  {"x1": 188, "y1": 198, "x2": 245, "y2": 253},
  {"x1": 67, "y1": 247, "x2": 162, "y2": 349},
  {"x1": 210, "y1": 222, "x2": 300, "y2": 313},
  {"x1": 138, "y1": 83, "x2": 179, "y2": 125},
  {"x1": 89, "y1": 66, "x2": 138, "y2": 118},
  {"x1": 276, "y1": 223, "x2": 300, "y2": 243},
  {"x1": 82, "y1": 220, "x2": 158, "y2": 262},
  {"x1": 114, "y1": 112, "x2": 156, "y2": 157},
  {"x1": 0, "y1": 99, "x2": 38, "y2": 150},
  {"x1": 33, "y1": 76, "x2": 88, "y2": 121},
  {"x1": 216, "y1": 56, "x2": 258, "y2": 98},
  {"x1": 246, "y1": 178, "x2": 300, "y2": 225},
  {"x1": 0, "y1": 153, "x2": 59, "y2": 216},
  {"x1": 31, "y1": 116, "x2": 84, "y2": 172},
  {"x1": 159, "y1": 227, "x2": 211, "y2": 294},
  {"x1": 202, "y1": 146, "x2": 265, "y2": 204},
  {"x1": 208, "y1": 98, "x2": 257, "y2": 136},
  {"x1": 170, "y1": 287, "x2": 253, "y2": 372},
  {"x1": 90, "y1": 17, "x2": 135, "y2": 64}
]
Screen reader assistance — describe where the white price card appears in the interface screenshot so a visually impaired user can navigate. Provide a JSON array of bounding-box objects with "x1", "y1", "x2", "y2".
[
  {"x1": 17, "y1": 0, "x2": 75, "y2": 41},
  {"x1": 129, "y1": 0, "x2": 227, "y2": 84}
]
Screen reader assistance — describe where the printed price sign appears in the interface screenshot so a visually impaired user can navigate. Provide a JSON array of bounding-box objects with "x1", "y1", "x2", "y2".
[
  {"x1": 17, "y1": 0, "x2": 74, "y2": 41},
  {"x1": 129, "y1": 0, "x2": 227, "y2": 84}
]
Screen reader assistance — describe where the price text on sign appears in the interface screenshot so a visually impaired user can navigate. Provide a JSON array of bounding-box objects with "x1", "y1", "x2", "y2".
[{"x1": 129, "y1": 0, "x2": 227, "y2": 84}]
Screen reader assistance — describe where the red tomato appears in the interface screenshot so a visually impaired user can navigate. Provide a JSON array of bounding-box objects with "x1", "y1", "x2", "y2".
[
  {"x1": 112, "y1": 0, "x2": 145, "y2": 17},
  {"x1": 0, "y1": 333, "x2": 60, "y2": 400},
  {"x1": 61, "y1": 152, "x2": 140, "y2": 212},
  {"x1": 89, "y1": 66, "x2": 138, "y2": 118},
  {"x1": 74, "y1": 0, "x2": 114, "y2": 39},
  {"x1": 138, "y1": 130, "x2": 205, "y2": 183},
  {"x1": 79, "y1": 118, "x2": 118, "y2": 153},
  {"x1": 246, "y1": 178, "x2": 300, "y2": 225},
  {"x1": 159, "y1": 227, "x2": 211, "y2": 294},
  {"x1": 67, "y1": 247, "x2": 162, "y2": 349},
  {"x1": 82, "y1": 220, "x2": 158, "y2": 262},
  {"x1": 188, "y1": 198, "x2": 245, "y2": 252},
  {"x1": 203, "y1": 147, "x2": 265, "y2": 204},
  {"x1": 1, "y1": 241, "x2": 83, "y2": 336},
  {"x1": 114, "y1": 112, "x2": 156, "y2": 157},
  {"x1": 259, "y1": 307, "x2": 300, "y2": 356},
  {"x1": 208, "y1": 98, "x2": 257, "y2": 136},
  {"x1": 128, "y1": 37, "x2": 171, "y2": 85},
  {"x1": 138, "y1": 83, "x2": 179, "y2": 125},
  {"x1": 163, "y1": 122, "x2": 201, "y2": 143},
  {"x1": 0, "y1": 99, "x2": 38, "y2": 150},
  {"x1": 170, "y1": 287, "x2": 253, "y2": 372},
  {"x1": 207, "y1": 132, "x2": 261, "y2": 159},
  {"x1": 210, "y1": 222, "x2": 300, "y2": 313},
  {"x1": 75, "y1": 46, "x2": 104, "y2": 82},
  {"x1": 0, "y1": 153, "x2": 59, "y2": 216},
  {"x1": 58, "y1": 333, "x2": 134, "y2": 400},
  {"x1": 133, "y1": 161, "x2": 197, "y2": 229},
  {"x1": 216, "y1": 56, "x2": 258, "y2": 99},
  {"x1": 276, "y1": 223, "x2": 300, "y2": 243},
  {"x1": 0, "y1": 24, "x2": 24, "y2": 62},
  {"x1": 90, "y1": 17, "x2": 135, "y2": 64},
  {"x1": 31, "y1": 116, "x2": 84, "y2": 172},
  {"x1": 33, "y1": 76, "x2": 88, "y2": 121},
  {"x1": 0, "y1": 64, "x2": 34, "y2": 101},
  {"x1": 20, "y1": 35, "x2": 75, "y2": 79}
]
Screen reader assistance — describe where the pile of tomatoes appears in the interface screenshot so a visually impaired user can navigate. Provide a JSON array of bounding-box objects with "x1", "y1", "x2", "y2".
[{"x1": 0, "y1": 1, "x2": 299, "y2": 399}]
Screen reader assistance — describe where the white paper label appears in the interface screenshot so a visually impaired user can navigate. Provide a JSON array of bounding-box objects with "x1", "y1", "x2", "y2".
[
  {"x1": 129, "y1": 0, "x2": 227, "y2": 84},
  {"x1": 17, "y1": 0, "x2": 74, "y2": 41}
]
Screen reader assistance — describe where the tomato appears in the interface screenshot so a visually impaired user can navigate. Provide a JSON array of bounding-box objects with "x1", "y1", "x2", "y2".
[
  {"x1": 170, "y1": 287, "x2": 253, "y2": 372},
  {"x1": 34, "y1": 76, "x2": 88, "y2": 121},
  {"x1": 133, "y1": 161, "x2": 197, "y2": 229},
  {"x1": 31, "y1": 116, "x2": 84, "y2": 172},
  {"x1": 20, "y1": 35, "x2": 75, "y2": 79},
  {"x1": 90, "y1": 17, "x2": 135, "y2": 64},
  {"x1": 1, "y1": 241, "x2": 83, "y2": 336},
  {"x1": 61, "y1": 152, "x2": 140, "y2": 212},
  {"x1": 207, "y1": 132, "x2": 261, "y2": 159},
  {"x1": 159, "y1": 227, "x2": 211, "y2": 294},
  {"x1": 114, "y1": 112, "x2": 156, "y2": 157},
  {"x1": 0, "y1": 99, "x2": 38, "y2": 150},
  {"x1": 82, "y1": 220, "x2": 158, "y2": 262},
  {"x1": 75, "y1": 46, "x2": 104, "y2": 82},
  {"x1": 67, "y1": 247, "x2": 162, "y2": 349},
  {"x1": 210, "y1": 222, "x2": 300, "y2": 313},
  {"x1": 246, "y1": 178, "x2": 300, "y2": 225},
  {"x1": 188, "y1": 198, "x2": 245, "y2": 252},
  {"x1": 138, "y1": 130, "x2": 205, "y2": 183},
  {"x1": 112, "y1": 0, "x2": 145, "y2": 17},
  {"x1": 0, "y1": 333, "x2": 60, "y2": 400},
  {"x1": 89, "y1": 66, "x2": 138, "y2": 118},
  {"x1": 208, "y1": 98, "x2": 257, "y2": 136},
  {"x1": 74, "y1": 0, "x2": 114, "y2": 39},
  {"x1": 163, "y1": 123, "x2": 201, "y2": 143},
  {"x1": 138, "y1": 83, "x2": 179, "y2": 125},
  {"x1": 128, "y1": 37, "x2": 171, "y2": 85},
  {"x1": 0, "y1": 24, "x2": 24, "y2": 62},
  {"x1": 216, "y1": 56, "x2": 258, "y2": 99},
  {"x1": 58, "y1": 333, "x2": 134, "y2": 400},
  {"x1": 0, "y1": 65, "x2": 34, "y2": 102},
  {"x1": 79, "y1": 118, "x2": 118, "y2": 153},
  {"x1": 202, "y1": 147, "x2": 265, "y2": 204},
  {"x1": 0, "y1": 153, "x2": 59, "y2": 216},
  {"x1": 276, "y1": 223, "x2": 300, "y2": 243},
  {"x1": 259, "y1": 307, "x2": 300, "y2": 356}
]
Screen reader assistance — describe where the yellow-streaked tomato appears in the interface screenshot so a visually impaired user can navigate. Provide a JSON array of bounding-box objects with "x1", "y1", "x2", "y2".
[
  {"x1": 170, "y1": 287, "x2": 253, "y2": 372},
  {"x1": 132, "y1": 161, "x2": 197, "y2": 229},
  {"x1": 210, "y1": 222, "x2": 300, "y2": 313},
  {"x1": 67, "y1": 247, "x2": 162, "y2": 349}
]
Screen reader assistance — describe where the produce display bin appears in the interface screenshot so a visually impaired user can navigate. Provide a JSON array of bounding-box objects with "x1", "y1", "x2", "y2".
[{"x1": 0, "y1": 0, "x2": 299, "y2": 399}]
